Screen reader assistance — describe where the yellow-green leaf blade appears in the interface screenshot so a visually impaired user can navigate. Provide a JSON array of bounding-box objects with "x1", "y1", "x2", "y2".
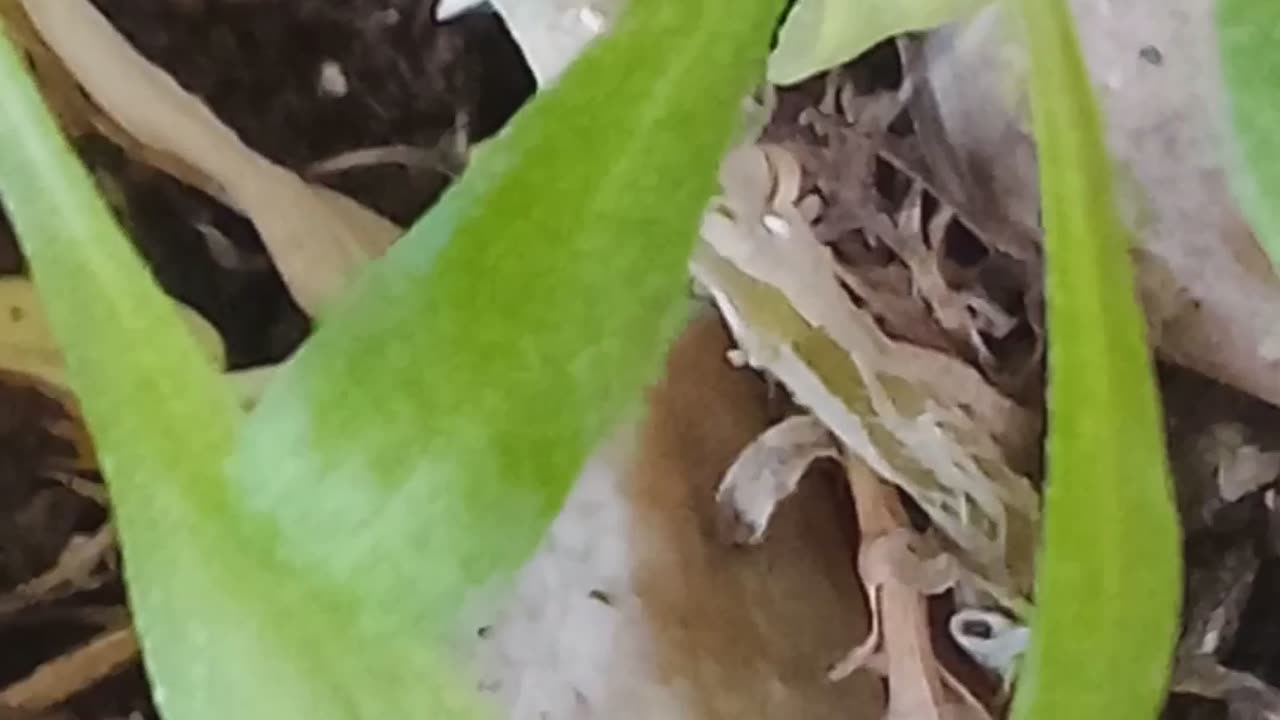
[
  {"x1": 1011, "y1": 1, "x2": 1181, "y2": 718},
  {"x1": 235, "y1": 0, "x2": 786, "y2": 636},
  {"x1": 768, "y1": 0, "x2": 990, "y2": 85}
]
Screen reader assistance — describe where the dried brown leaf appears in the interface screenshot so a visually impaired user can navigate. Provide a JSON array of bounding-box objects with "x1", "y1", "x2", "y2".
[
  {"x1": 784, "y1": 78, "x2": 1043, "y2": 398},
  {"x1": 714, "y1": 413, "x2": 839, "y2": 544},
  {"x1": 695, "y1": 141, "x2": 1040, "y2": 608},
  {"x1": 20, "y1": 0, "x2": 402, "y2": 315},
  {"x1": 0, "y1": 0, "x2": 216, "y2": 199},
  {"x1": 833, "y1": 457, "x2": 993, "y2": 720}
]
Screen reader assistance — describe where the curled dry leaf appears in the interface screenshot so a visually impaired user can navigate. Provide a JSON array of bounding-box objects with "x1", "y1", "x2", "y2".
[
  {"x1": 714, "y1": 413, "x2": 839, "y2": 544},
  {"x1": 709, "y1": 410, "x2": 996, "y2": 717},
  {"x1": 0, "y1": 0, "x2": 211, "y2": 196},
  {"x1": 0, "y1": 0, "x2": 95, "y2": 140},
  {"x1": 19, "y1": 0, "x2": 402, "y2": 315},
  {"x1": 619, "y1": 311, "x2": 884, "y2": 718},
  {"x1": 834, "y1": 457, "x2": 993, "y2": 720},
  {"x1": 692, "y1": 141, "x2": 1039, "y2": 612},
  {"x1": 713, "y1": 414, "x2": 1022, "y2": 711}
]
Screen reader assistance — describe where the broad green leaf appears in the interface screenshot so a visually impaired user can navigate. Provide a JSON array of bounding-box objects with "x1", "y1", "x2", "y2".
[
  {"x1": 768, "y1": 0, "x2": 990, "y2": 85},
  {"x1": 1, "y1": 0, "x2": 786, "y2": 719},
  {"x1": 236, "y1": 0, "x2": 785, "y2": 652},
  {"x1": 1011, "y1": 1, "x2": 1180, "y2": 719},
  {"x1": 1215, "y1": 0, "x2": 1280, "y2": 270}
]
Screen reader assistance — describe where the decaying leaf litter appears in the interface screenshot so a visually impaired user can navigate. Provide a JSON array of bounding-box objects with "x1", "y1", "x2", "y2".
[{"x1": 1, "y1": 1, "x2": 1280, "y2": 719}]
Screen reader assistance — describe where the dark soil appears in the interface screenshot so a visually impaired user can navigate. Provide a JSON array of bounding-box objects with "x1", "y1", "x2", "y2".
[{"x1": 87, "y1": 0, "x2": 532, "y2": 368}]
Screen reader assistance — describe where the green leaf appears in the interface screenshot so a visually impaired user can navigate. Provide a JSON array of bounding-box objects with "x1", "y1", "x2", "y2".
[
  {"x1": 0, "y1": 17, "x2": 270, "y2": 716},
  {"x1": 236, "y1": 0, "x2": 784, "y2": 640},
  {"x1": 1216, "y1": 0, "x2": 1280, "y2": 270},
  {"x1": 0, "y1": 30, "x2": 239, "y2": 480},
  {"x1": 768, "y1": 0, "x2": 990, "y2": 85},
  {"x1": 0, "y1": 0, "x2": 785, "y2": 718},
  {"x1": 0, "y1": 275, "x2": 226, "y2": 392},
  {"x1": 1011, "y1": 1, "x2": 1181, "y2": 719}
]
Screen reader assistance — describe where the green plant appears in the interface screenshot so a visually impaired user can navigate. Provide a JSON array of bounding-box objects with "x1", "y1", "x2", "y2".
[
  {"x1": 1216, "y1": 0, "x2": 1280, "y2": 269},
  {"x1": 767, "y1": 0, "x2": 989, "y2": 84},
  {"x1": 0, "y1": 1, "x2": 785, "y2": 717},
  {"x1": 1011, "y1": 0, "x2": 1180, "y2": 717}
]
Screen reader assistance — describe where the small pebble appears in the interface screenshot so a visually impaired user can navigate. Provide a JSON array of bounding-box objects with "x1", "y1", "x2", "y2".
[
  {"x1": 761, "y1": 213, "x2": 790, "y2": 238},
  {"x1": 317, "y1": 59, "x2": 349, "y2": 98}
]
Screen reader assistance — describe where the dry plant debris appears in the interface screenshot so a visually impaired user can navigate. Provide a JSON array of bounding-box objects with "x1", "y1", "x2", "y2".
[
  {"x1": 17, "y1": 0, "x2": 402, "y2": 316},
  {"x1": 836, "y1": 457, "x2": 993, "y2": 720},
  {"x1": 1, "y1": 626, "x2": 138, "y2": 714},
  {"x1": 0, "y1": 376, "x2": 131, "y2": 718},
  {"x1": 694, "y1": 133, "x2": 1040, "y2": 611},
  {"x1": 695, "y1": 95, "x2": 1036, "y2": 713},
  {"x1": 714, "y1": 414, "x2": 839, "y2": 544}
]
